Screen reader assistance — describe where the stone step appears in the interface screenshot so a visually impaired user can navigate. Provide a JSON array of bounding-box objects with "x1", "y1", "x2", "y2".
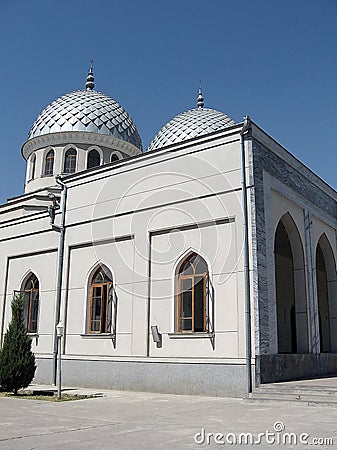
[
  {"x1": 250, "y1": 390, "x2": 337, "y2": 401},
  {"x1": 249, "y1": 379, "x2": 337, "y2": 407},
  {"x1": 246, "y1": 395, "x2": 337, "y2": 408},
  {"x1": 258, "y1": 381, "x2": 337, "y2": 392},
  {"x1": 253, "y1": 386, "x2": 337, "y2": 397}
]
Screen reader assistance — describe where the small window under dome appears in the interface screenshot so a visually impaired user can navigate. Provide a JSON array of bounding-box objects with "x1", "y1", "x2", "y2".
[
  {"x1": 111, "y1": 153, "x2": 120, "y2": 162},
  {"x1": 87, "y1": 149, "x2": 101, "y2": 168},
  {"x1": 44, "y1": 150, "x2": 54, "y2": 176},
  {"x1": 64, "y1": 148, "x2": 77, "y2": 173},
  {"x1": 30, "y1": 154, "x2": 36, "y2": 180}
]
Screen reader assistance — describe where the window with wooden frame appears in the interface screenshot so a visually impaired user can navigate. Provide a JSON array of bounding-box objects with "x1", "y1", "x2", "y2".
[
  {"x1": 88, "y1": 266, "x2": 113, "y2": 333},
  {"x1": 22, "y1": 274, "x2": 39, "y2": 334},
  {"x1": 44, "y1": 149, "x2": 54, "y2": 176},
  {"x1": 63, "y1": 148, "x2": 77, "y2": 173},
  {"x1": 177, "y1": 253, "x2": 208, "y2": 332}
]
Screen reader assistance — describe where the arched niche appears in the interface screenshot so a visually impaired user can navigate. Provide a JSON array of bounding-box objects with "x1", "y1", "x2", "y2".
[
  {"x1": 316, "y1": 234, "x2": 337, "y2": 352},
  {"x1": 274, "y1": 213, "x2": 308, "y2": 353}
]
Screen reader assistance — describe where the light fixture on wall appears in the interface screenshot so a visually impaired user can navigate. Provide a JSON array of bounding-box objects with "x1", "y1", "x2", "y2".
[{"x1": 151, "y1": 325, "x2": 162, "y2": 348}]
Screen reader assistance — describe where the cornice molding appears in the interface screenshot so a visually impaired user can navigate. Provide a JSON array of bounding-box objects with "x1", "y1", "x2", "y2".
[{"x1": 22, "y1": 131, "x2": 142, "y2": 160}]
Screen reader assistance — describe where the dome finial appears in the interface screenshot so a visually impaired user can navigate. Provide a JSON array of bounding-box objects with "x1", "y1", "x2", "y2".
[
  {"x1": 197, "y1": 80, "x2": 204, "y2": 109},
  {"x1": 85, "y1": 59, "x2": 95, "y2": 91}
]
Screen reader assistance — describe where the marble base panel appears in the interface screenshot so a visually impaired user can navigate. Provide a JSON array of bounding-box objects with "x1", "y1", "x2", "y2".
[
  {"x1": 259, "y1": 354, "x2": 337, "y2": 383},
  {"x1": 33, "y1": 357, "x2": 249, "y2": 398}
]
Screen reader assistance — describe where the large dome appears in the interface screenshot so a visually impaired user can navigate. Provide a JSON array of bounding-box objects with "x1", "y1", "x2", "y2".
[
  {"x1": 147, "y1": 90, "x2": 235, "y2": 152},
  {"x1": 28, "y1": 71, "x2": 142, "y2": 151}
]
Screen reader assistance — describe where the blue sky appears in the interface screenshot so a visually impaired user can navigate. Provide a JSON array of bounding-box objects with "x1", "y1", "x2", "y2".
[{"x1": 0, "y1": 0, "x2": 336, "y2": 203}]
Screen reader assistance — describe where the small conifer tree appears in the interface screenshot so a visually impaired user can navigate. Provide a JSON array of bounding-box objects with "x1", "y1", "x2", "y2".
[{"x1": 0, "y1": 293, "x2": 36, "y2": 394}]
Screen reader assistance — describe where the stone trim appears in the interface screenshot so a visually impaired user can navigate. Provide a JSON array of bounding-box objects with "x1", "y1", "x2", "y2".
[{"x1": 22, "y1": 131, "x2": 141, "y2": 160}]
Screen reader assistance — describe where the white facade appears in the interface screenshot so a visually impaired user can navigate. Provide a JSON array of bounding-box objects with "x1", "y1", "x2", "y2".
[{"x1": 0, "y1": 77, "x2": 336, "y2": 397}]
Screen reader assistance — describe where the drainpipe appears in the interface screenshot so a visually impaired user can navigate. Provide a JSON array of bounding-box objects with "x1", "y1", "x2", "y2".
[
  {"x1": 240, "y1": 116, "x2": 252, "y2": 396},
  {"x1": 52, "y1": 175, "x2": 67, "y2": 384}
]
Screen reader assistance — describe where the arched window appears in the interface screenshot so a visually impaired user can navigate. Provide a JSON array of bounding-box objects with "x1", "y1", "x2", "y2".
[
  {"x1": 87, "y1": 149, "x2": 101, "y2": 168},
  {"x1": 177, "y1": 253, "x2": 208, "y2": 332},
  {"x1": 63, "y1": 148, "x2": 77, "y2": 173},
  {"x1": 23, "y1": 274, "x2": 39, "y2": 334},
  {"x1": 44, "y1": 149, "x2": 54, "y2": 176},
  {"x1": 111, "y1": 153, "x2": 120, "y2": 162},
  {"x1": 30, "y1": 154, "x2": 36, "y2": 180},
  {"x1": 88, "y1": 265, "x2": 113, "y2": 333}
]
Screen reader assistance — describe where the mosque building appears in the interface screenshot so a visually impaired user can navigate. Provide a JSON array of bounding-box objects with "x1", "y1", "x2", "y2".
[{"x1": 0, "y1": 68, "x2": 336, "y2": 397}]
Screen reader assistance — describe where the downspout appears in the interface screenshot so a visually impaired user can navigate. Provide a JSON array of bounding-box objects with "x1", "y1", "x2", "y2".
[
  {"x1": 52, "y1": 175, "x2": 67, "y2": 384},
  {"x1": 240, "y1": 116, "x2": 252, "y2": 396}
]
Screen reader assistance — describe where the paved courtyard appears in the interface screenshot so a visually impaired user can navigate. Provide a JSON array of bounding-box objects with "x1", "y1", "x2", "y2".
[{"x1": 0, "y1": 387, "x2": 336, "y2": 449}]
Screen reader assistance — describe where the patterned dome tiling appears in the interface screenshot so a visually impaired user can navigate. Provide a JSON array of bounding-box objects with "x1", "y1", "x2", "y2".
[
  {"x1": 147, "y1": 107, "x2": 235, "y2": 152},
  {"x1": 28, "y1": 90, "x2": 142, "y2": 151}
]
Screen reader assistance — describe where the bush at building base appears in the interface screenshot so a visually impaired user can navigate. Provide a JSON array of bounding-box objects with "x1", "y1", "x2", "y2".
[{"x1": 0, "y1": 294, "x2": 36, "y2": 395}]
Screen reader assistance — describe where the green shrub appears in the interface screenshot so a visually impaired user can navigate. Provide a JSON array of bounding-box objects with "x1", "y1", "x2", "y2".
[{"x1": 0, "y1": 293, "x2": 36, "y2": 394}]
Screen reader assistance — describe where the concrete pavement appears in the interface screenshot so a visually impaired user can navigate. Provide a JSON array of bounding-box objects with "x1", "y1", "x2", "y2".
[{"x1": 0, "y1": 384, "x2": 336, "y2": 449}]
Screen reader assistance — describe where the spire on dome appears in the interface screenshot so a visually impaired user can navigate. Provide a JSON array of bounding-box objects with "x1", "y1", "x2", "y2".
[
  {"x1": 197, "y1": 81, "x2": 204, "y2": 109},
  {"x1": 85, "y1": 60, "x2": 95, "y2": 91}
]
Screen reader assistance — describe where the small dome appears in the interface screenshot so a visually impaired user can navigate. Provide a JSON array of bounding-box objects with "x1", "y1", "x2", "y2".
[
  {"x1": 147, "y1": 106, "x2": 236, "y2": 152},
  {"x1": 28, "y1": 89, "x2": 142, "y2": 151}
]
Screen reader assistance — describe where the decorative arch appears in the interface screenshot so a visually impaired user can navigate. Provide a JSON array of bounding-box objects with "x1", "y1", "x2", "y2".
[
  {"x1": 87, "y1": 146, "x2": 103, "y2": 169},
  {"x1": 20, "y1": 272, "x2": 40, "y2": 334},
  {"x1": 274, "y1": 213, "x2": 308, "y2": 353},
  {"x1": 315, "y1": 234, "x2": 337, "y2": 352},
  {"x1": 44, "y1": 148, "x2": 54, "y2": 176},
  {"x1": 176, "y1": 252, "x2": 209, "y2": 332},
  {"x1": 173, "y1": 247, "x2": 212, "y2": 280},
  {"x1": 87, "y1": 264, "x2": 114, "y2": 333}
]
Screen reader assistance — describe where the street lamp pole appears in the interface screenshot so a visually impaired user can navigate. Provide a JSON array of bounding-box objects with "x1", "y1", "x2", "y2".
[
  {"x1": 52, "y1": 176, "x2": 67, "y2": 385},
  {"x1": 12, "y1": 182, "x2": 67, "y2": 388},
  {"x1": 56, "y1": 321, "x2": 64, "y2": 399}
]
